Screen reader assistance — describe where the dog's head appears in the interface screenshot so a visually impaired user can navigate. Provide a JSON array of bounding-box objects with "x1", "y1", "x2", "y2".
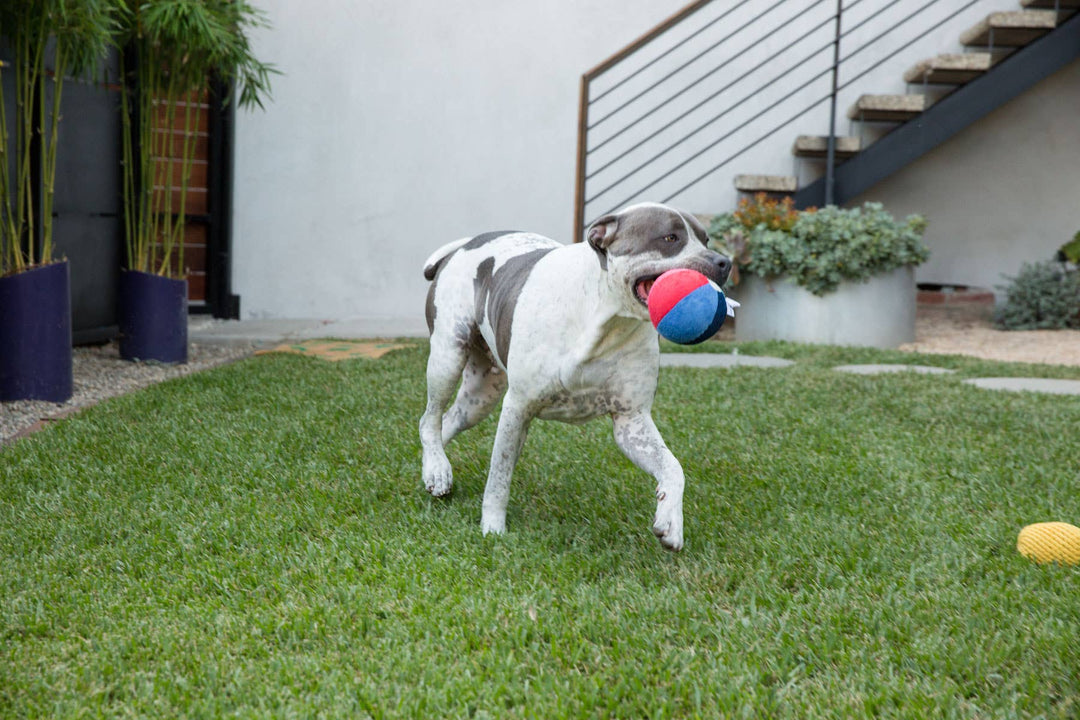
[{"x1": 585, "y1": 202, "x2": 731, "y2": 318}]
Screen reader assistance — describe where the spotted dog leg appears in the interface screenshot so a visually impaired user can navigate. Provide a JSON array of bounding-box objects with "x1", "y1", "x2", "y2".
[
  {"x1": 441, "y1": 346, "x2": 507, "y2": 445},
  {"x1": 480, "y1": 392, "x2": 533, "y2": 536},
  {"x1": 419, "y1": 334, "x2": 469, "y2": 498},
  {"x1": 612, "y1": 411, "x2": 685, "y2": 551}
]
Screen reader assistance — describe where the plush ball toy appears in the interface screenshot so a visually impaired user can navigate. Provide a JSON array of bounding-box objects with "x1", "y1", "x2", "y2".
[
  {"x1": 1017, "y1": 522, "x2": 1080, "y2": 566},
  {"x1": 647, "y1": 268, "x2": 728, "y2": 345}
]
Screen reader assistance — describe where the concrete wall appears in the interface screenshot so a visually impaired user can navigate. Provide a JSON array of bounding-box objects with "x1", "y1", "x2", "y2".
[
  {"x1": 854, "y1": 57, "x2": 1080, "y2": 294},
  {"x1": 231, "y1": 0, "x2": 686, "y2": 329},
  {"x1": 231, "y1": 0, "x2": 1074, "y2": 327}
]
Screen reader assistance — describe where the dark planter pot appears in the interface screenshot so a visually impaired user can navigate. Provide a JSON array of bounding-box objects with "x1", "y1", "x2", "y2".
[
  {"x1": 118, "y1": 270, "x2": 188, "y2": 364},
  {"x1": 0, "y1": 261, "x2": 74, "y2": 402}
]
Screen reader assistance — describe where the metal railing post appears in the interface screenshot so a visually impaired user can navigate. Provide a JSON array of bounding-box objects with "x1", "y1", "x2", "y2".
[
  {"x1": 573, "y1": 75, "x2": 590, "y2": 242},
  {"x1": 825, "y1": 0, "x2": 843, "y2": 207}
]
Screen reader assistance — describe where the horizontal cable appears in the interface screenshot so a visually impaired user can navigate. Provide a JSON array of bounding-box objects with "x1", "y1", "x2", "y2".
[
  {"x1": 659, "y1": 93, "x2": 833, "y2": 206},
  {"x1": 838, "y1": 0, "x2": 906, "y2": 41},
  {"x1": 586, "y1": 37, "x2": 835, "y2": 201},
  {"x1": 840, "y1": 0, "x2": 980, "y2": 89},
  {"x1": 588, "y1": 0, "x2": 821, "y2": 130},
  {"x1": 579, "y1": 0, "x2": 985, "y2": 222},
  {"x1": 840, "y1": 0, "x2": 946, "y2": 65},
  {"x1": 590, "y1": 0, "x2": 754, "y2": 106},
  {"x1": 588, "y1": 0, "x2": 830, "y2": 154},
  {"x1": 596, "y1": 61, "x2": 829, "y2": 211}
]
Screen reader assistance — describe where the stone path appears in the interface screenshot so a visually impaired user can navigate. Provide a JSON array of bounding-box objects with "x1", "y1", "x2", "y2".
[
  {"x1": 659, "y1": 353, "x2": 794, "y2": 368},
  {"x1": 660, "y1": 355, "x2": 1080, "y2": 396},
  {"x1": 963, "y1": 377, "x2": 1080, "y2": 395},
  {"x1": 833, "y1": 364, "x2": 955, "y2": 375}
]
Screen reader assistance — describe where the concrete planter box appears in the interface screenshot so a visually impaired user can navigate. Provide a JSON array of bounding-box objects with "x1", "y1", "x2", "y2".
[{"x1": 729, "y1": 266, "x2": 916, "y2": 348}]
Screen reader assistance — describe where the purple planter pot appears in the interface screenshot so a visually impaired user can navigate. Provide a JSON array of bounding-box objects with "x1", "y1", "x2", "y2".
[
  {"x1": 118, "y1": 270, "x2": 188, "y2": 364},
  {"x1": 0, "y1": 261, "x2": 74, "y2": 402}
]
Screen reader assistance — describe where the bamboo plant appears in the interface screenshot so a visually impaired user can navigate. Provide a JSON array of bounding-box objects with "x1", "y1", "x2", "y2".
[
  {"x1": 0, "y1": 0, "x2": 112, "y2": 276},
  {"x1": 118, "y1": 0, "x2": 275, "y2": 278}
]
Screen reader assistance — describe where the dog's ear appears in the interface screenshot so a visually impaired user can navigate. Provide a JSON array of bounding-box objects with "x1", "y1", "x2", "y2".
[{"x1": 586, "y1": 214, "x2": 619, "y2": 254}]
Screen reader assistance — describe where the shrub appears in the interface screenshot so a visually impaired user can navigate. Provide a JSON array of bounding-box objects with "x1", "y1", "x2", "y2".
[
  {"x1": 708, "y1": 202, "x2": 929, "y2": 296},
  {"x1": 1057, "y1": 231, "x2": 1080, "y2": 265},
  {"x1": 733, "y1": 193, "x2": 805, "y2": 232},
  {"x1": 994, "y1": 260, "x2": 1080, "y2": 330}
]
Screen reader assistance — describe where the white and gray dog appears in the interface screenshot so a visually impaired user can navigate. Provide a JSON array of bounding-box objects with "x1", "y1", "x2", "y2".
[{"x1": 420, "y1": 202, "x2": 731, "y2": 550}]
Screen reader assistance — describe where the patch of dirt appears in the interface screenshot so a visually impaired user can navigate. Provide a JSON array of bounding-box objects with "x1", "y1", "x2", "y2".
[{"x1": 900, "y1": 305, "x2": 1080, "y2": 367}]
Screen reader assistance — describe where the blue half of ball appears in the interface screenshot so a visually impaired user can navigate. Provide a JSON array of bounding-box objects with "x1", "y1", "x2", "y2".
[{"x1": 655, "y1": 284, "x2": 727, "y2": 345}]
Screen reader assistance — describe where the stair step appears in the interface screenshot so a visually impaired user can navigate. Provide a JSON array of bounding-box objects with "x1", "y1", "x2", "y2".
[
  {"x1": 734, "y1": 174, "x2": 797, "y2": 194},
  {"x1": 847, "y1": 94, "x2": 929, "y2": 122},
  {"x1": 1021, "y1": 0, "x2": 1080, "y2": 10},
  {"x1": 904, "y1": 53, "x2": 994, "y2": 85},
  {"x1": 959, "y1": 10, "x2": 1057, "y2": 47},
  {"x1": 792, "y1": 135, "x2": 862, "y2": 159}
]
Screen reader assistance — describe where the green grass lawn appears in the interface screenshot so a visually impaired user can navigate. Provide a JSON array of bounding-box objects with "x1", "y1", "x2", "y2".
[{"x1": 2, "y1": 342, "x2": 1079, "y2": 718}]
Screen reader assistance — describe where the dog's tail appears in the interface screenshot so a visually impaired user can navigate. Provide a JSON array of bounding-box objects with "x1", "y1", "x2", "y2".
[{"x1": 423, "y1": 238, "x2": 471, "y2": 281}]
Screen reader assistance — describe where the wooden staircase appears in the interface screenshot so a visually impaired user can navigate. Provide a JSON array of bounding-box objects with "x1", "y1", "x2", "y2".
[{"x1": 734, "y1": 1, "x2": 1080, "y2": 202}]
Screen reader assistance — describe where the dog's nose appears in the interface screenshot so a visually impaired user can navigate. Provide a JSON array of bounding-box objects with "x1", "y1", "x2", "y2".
[{"x1": 714, "y1": 255, "x2": 732, "y2": 284}]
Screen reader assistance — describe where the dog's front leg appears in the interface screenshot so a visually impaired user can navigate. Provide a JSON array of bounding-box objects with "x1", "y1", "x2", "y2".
[
  {"x1": 481, "y1": 394, "x2": 533, "y2": 536},
  {"x1": 612, "y1": 412, "x2": 685, "y2": 551}
]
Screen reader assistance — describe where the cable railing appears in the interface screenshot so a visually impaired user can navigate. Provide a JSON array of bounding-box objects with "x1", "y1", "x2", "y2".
[{"x1": 572, "y1": 0, "x2": 985, "y2": 239}]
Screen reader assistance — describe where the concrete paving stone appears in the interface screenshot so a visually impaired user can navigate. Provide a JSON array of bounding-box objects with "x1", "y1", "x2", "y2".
[
  {"x1": 964, "y1": 377, "x2": 1080, "y2": 395},
  {"x1": 660, "y1": 353, "x2": 795, "y2": 369},
  {"x1": 733, "y1": 174, "x2": 798, "y2": 193},
  {"x1": 833, "y1": 364, "x2": 956, "y2": 375},
  {"x1": 188, "y1": 316, "x2": 428, "y2": 346}
]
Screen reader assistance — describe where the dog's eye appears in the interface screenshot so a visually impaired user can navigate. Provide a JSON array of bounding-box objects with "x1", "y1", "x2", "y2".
[{"x1": 663, "y1": 234, "x2": 678, "y2": 243}]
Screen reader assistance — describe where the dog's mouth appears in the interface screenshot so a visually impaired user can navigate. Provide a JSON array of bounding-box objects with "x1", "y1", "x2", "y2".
[{"x1": 633, "y1": 275, "x2": 661, "y2": 306}]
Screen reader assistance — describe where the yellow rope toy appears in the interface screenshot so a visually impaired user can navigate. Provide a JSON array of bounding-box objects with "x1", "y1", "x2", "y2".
[{"x1": 1016, "y1": 522, "x2": 1080, "y2": 566}]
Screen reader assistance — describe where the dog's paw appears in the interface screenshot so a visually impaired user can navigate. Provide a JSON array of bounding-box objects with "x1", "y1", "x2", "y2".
[
  {"x1": 652, "y1": 504, "x2": 684, "y2": 551},
  {"x1": 423, "y1": 456, "x2": 454, "y2": 497},
  {"x1": 480, "y1": 511, "x2": 506, "y2": 537}
]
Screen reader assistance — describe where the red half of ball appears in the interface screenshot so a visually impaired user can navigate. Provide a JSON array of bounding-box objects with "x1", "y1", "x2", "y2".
[{"x1": 647, "y1": 268, "x2": 710, "y2": 327}]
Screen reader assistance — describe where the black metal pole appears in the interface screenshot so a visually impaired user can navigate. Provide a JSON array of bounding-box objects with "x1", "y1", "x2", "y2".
[{"x1": 825, "y1": 0, "x2": 842, "y2": 206}]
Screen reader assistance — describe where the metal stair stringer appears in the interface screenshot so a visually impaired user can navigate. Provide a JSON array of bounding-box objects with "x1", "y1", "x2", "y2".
[{"x1": 794, "y1": 8, "x2": 1080, "y2": 209}]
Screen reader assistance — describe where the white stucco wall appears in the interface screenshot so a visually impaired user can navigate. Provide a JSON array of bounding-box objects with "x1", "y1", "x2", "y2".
[
  {"x1": 232, "y1": 0, "x2": 1070, "y2": 327},
  {"x1": 232, "y1": 0, "x2": 687, "y2": 328}
]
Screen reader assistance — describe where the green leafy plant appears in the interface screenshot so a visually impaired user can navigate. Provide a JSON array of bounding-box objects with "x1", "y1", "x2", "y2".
[
  {"x1": 117, "y1": 0, "x2": 276, "y2": 277},
  {"x1": 1058, "y1": 231, "x2": 1080, "y2": 265},
  {"x1": 708, "y1": 202, "x2": 929, "y2": 296},
  {"x1": 0, "y1": 0, "x2": 113, "y2": 276},
  {"x1": 994, "y1": 260, "x2": 1080, "y2": 330}
]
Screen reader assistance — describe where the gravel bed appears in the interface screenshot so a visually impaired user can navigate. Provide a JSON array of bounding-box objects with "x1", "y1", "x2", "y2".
[
  {"x1": 899, "y1": 306, "x2": 1080, "y2": 367},
  {"x1": 1, "y1": 341, "x2": 253, "y2": 446}
]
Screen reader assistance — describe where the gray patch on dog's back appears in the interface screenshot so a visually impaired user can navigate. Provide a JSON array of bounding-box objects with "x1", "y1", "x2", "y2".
[
  {"x1": 465, "y1": 230, "x2": 520, "y2": 251},
  {"x1": 474, "y1": 249, "x2": 553, "y2": 367},
  {"x1": 473, "y1": 257, "x2": 496, "y2": 327},
  {"x1": 425, "y1": 231, "x2": 520, "y2": 332},
  {"x1": 425, "y1": 256, "x2": 452, "y2": 334}
]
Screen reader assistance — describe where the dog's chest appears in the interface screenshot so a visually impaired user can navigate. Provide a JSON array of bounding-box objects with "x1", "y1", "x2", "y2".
[{"x1": 532, "y1": 356, "x2": 653, "y2": 423}]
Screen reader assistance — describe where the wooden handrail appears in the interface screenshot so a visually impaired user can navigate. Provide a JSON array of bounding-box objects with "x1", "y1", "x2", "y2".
[
  {"x1": 573, "y1": 0, "x2": 716, "y2": 240},
  {"x1": 583, "y1": 0, "x2": 716, "y2": 81}
]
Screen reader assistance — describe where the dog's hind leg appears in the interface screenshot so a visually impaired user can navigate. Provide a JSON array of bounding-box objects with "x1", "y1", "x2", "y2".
[
  {"x1": 442, "y1": 346, "x2": 507, "y2": 445},
  {"x1": 419, "y1": 334, "x2": 469, "y2": 497},
  {"x1": 612, "y1": 411, "x2": 685, "y2": 551}
]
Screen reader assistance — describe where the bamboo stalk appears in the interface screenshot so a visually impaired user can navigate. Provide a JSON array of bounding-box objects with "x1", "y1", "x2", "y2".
[
  {"x1": 0, "y1": 51, "x2": 14, "y2": 271},
  {"x1": 42, "y1": 46, "x2": 66, "y2": 265}
]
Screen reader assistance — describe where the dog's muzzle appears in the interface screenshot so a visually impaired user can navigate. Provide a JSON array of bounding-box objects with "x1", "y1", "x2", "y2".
[{"x1": 632, "y1": 252, "x2": 732, "y2": 307}]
